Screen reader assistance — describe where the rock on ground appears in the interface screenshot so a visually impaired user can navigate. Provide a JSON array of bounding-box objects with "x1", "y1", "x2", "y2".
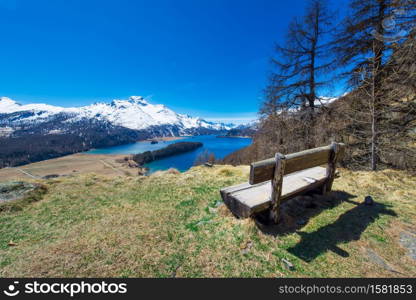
[
  {"x1": 399, "y1": 232, "x2": 416, "y2": 261},
  {"x1": 0, "y1": 181, "x2": 39, "y2": 203}
]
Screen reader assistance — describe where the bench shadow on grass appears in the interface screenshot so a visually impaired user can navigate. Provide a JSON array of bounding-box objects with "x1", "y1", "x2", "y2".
[{"x1": 254, "y1": 190, "x2": 397, "y2": 262}]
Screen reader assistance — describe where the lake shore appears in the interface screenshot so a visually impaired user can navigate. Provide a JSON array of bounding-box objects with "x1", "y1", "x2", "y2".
[
  {"x1": 133, "y1": 142, "x2": 203, "y2": 166},
  {"x1": 145, "y1": 136, "x2": 189, "y2": 142},
  {"x1": 216, "y1": 135, "x2": 252, "y2": 139}
]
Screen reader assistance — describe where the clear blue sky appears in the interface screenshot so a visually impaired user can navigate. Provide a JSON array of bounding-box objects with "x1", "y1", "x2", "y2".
[{"x1": 0, "y1": 0, "x2": 349, "y2": 124}]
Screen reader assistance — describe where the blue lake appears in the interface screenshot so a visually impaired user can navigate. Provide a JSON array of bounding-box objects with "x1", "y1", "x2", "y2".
[{"x1": 86, "y1": 135, "x2": 252, "y2": 173}]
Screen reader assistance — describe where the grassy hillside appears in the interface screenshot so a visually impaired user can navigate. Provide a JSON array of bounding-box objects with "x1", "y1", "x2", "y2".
[{"x1": 0, "y1": 166, "x2": 415, "y2": 277}]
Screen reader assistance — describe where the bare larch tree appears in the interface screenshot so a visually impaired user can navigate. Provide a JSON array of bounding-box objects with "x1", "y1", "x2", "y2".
[{"x1": 334, "y1": 0, "x2": 415, "y2": 170}]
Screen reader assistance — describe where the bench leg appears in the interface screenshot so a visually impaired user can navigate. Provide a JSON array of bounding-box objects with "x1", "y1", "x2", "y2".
[
  {"x1": 319, "y1": 183, "x2": 329, "y2": 195},
  {"x1": 270, "y1": 204, "x2": 281, "y2": 224},
  {"x1": 271, "y1": 153, "x2": 286, "y2": 224}
]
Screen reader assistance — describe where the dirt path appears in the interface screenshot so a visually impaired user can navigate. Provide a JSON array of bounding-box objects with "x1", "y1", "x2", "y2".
[
  {"x1": 16, "y1": 169, "x2": 41, "y2": 179},
  {"x1": 99, "y1": 159, "x2": 126, "y2": 175}
]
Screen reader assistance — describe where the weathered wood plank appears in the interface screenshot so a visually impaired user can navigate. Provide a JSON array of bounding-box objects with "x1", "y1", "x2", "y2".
[
  {"x1": 285, "y1": 148, "x2": 330, "y2": 175},
  {"x1": 220, "y1": 181, "x2": 268, "y2": 218},
  {"x1": 250, "y1": 145, "x2": 331, "y2": 184},
  {"x1": 249, "y1": 143, "x2": 345, "y2": 185},
  {"x1": 222, "y1": 166, "x2": 327, "y2": 218}
]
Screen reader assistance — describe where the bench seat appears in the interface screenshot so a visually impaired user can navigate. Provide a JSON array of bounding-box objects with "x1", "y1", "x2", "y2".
[{"x1": 221, "y1": 166, "x2": 327, "y2": 218}]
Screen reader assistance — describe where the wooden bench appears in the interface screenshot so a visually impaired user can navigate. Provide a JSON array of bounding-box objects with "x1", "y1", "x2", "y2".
[{"x1": 220, "y1": 142, "x2": 345, "y2": 223}]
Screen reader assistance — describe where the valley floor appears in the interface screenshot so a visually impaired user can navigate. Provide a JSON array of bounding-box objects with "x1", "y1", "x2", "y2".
[
  {"x1": 0, "y1": 165, "x2": 415, "y2": 277},
  {"x1": 0, "y1": 153, "x2": 135, "y2": 181}
]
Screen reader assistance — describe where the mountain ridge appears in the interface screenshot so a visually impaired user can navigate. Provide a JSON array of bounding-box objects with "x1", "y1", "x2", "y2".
[{"x1": 0, "y1": 96, "x2": 234, "y2": 135}]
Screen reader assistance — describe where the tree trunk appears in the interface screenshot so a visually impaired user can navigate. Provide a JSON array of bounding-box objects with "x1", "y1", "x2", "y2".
[{"x1": 371, "y1": 104, "x2": 377, "y2": 171}]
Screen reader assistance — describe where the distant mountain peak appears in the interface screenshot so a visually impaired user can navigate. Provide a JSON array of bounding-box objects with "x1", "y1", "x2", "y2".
[
  {"x1": 0, "y1": 96, "x2": 15, "y2": 102},
  {"x1": 0, "y1": 96, "x2": 237, "y2": 134},
  {"x1": 0, "y1": 97, "x2": 22, "y2": 113},
  {"x1": 128, "y1": 95, "x2": 147, "y2": 104},
  {"x1": 125, "y1": 96, "x2": 151, "y2": 107}
]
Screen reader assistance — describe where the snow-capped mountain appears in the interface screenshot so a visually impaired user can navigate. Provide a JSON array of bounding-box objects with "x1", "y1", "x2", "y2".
[
  {"x1": 0, "y1": 96, "x2": 239, "y2": 167},
  {"x1": 0, "y1": 96, "x2": 232, "y2": 135}
]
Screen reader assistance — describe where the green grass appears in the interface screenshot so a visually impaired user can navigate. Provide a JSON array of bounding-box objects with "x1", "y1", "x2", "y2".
[{"x1": 0, "y1": 165, "x2": 415, "y2": 277}]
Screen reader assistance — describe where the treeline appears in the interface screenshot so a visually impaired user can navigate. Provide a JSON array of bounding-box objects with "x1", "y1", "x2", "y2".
[
  {"x1": 224, "y1": 127, "x2": 256, "y2": 137},
  {"x1": 132, "y1": 142, "x2": 203, "y2": 165},
  {"x1": 0, "y1": 134, "x2": 88, "y2": 168},
  {"x1": 223, "y1": 0, "x2": 415, "y2": 171}
]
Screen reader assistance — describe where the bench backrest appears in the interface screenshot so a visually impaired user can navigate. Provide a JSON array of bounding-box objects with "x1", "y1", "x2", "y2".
[{"x1": 249, "y1": 143, "x2": 345, "y2": 185}]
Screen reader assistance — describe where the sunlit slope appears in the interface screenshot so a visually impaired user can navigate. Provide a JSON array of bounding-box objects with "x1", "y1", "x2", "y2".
[{"x1": 0, "y1": 166, "x2": 415, "y2": 277}]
